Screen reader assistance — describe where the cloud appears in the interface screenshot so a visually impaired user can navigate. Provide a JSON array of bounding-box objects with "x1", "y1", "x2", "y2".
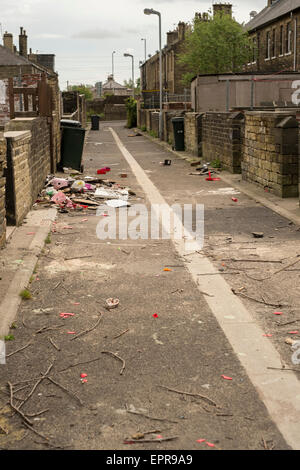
[{"x1": 72, "y1": 29, "x2": 122, "y2": 40}]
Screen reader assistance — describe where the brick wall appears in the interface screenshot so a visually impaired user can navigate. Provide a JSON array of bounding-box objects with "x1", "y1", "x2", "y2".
[
  {"x1": 0, "y1": 133, "x2": 6, "y2": 247},
  {"x1": 184, "y1": 113, "x2": 203, "y2": 157},
  {"x1": 242, "y1": 111, "x2": 299, "y2": 198},
  {"x1": 202, "y1": 112, "x2": 244, "y2": 173},
  {"x1": 5, "y1": 117, "x2": 51, "y2": 225}
]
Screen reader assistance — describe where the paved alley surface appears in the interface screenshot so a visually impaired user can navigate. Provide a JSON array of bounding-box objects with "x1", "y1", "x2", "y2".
[{"x1": 1, "y1": 121, "x2": 300, "y2": 450}]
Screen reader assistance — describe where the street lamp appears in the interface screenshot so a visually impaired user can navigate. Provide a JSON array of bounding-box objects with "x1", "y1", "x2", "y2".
[
  {"x1": 112, "y1": 51, "x2": 116, "y2": 77},
  {"x1": 144, "y1": 8, "x2": 163, "y2": 140},
  {"x1": 141, "y1": 38, "x2": 147, "y2": 62},
  {"x1": 124, "y1": 52, "x2": 135, "y2": 97}
]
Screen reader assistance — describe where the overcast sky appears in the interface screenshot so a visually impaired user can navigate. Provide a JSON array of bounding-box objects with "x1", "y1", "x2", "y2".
[{"x1": 0, "y1": 0, "x2": 267, "y2": 89}]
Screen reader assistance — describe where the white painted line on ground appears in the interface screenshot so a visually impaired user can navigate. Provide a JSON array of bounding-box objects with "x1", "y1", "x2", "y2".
[{"x1": 110, "y1": 127, "x2": 300, "y2": 450}]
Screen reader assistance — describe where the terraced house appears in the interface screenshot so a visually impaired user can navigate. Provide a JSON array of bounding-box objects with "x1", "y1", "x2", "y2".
[{"x1": 246, "y1": 0, "x2": 300, "y2": 72}]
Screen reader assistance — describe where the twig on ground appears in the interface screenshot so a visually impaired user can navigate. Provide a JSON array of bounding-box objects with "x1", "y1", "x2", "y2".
[
  {"x1": 246, "y1": 257, "x2": 300, "y2": 281},
  {"x1": 125, "y1": 405, "x2": 178, "y2": 424},
  {"x1": 6, "y1": 341, "x2": 33, "y2": 358},
  {"x1": 158, "y1": 385, "x2": 219, "y2": 408},
  {"x1": 102, "y1": 351, "x2": 126, "y2": 375},
  {"x1": 64, "y1": 255, "x2": 93, "y2": 261},
  {"x1": 18, "y1": 363, "x2": 54, "y2": 410},
  {"x1": 49, "y1": 337, "x2": 60, "y2": 351},
  {"x1": 113, "y1": 329, "x2": 130, "y2": 340},
  {"x1": 231, "y1": 289, "x2": 287, "y2": 308},
  {"x1": 26, "y1": 409, "x2": 49, "y2": 418},
  {"x1": 58, "y1": 356, "x2": 103, "y2": 373},
  {"x1": 35, "y1": 325, "x2": 64, "y2": 335},
  {"x1": 276, "y1": 319, "x2": 300, "y2": 327},
  {"x1": 7, "y1": 382, "x2": 33, "y2": 426},
  {"x1": 47, "y1": 377, "x2": 84, "y2": 406},
  {"x1": 23, "y1": 422, "x2": 49, "y2": 442},
  {"x1": 124, "y1": 436, "x2": 178, "y2": 444},
  {"x1": 71, "y1": 313, "x2": 103, "y2": 341},
  {"x1": 0, "y1": 423, "x2": 8, "y2": 435},
  {"x1": 267, "y1": 367, "x2": 300, "y2": 374}
]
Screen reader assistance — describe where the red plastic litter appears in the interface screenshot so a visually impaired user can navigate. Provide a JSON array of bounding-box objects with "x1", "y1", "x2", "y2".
[
  {"x1": 97, "y1": 169, "x2": 107, "y2": 175},
  {"x1": 263, "y1": 334, "x2": 273, "y2": 337},
  {"x1": 156, "y1": 435, "x2": 163, "y2": 439},
  {"x1": 232, "y1": 198, "x2": 238, "y2": 202},
  {"x1": 81, "y1": 379, "x2": 88, "y2": 384},
  {"x1": 73, "y1": 303, "x2": 80, "y2": 306},
  {"x1": 67, "y1": 331, "x2": 76, "y2": 334},
  {"x1": 80, "y1": 373, "x2": 88, "y2": 378},
  {"x1": 82, "y1": 219, "x2": 88, "y2": 222},
  {"x1": 153, "y1": 313, "x2": 159, "y2": 318},
  {"x1": 60, "y1": 313, "x2": 75, "y2": 318},
  {"x1": 206, "y1": 442, "x2": 216, "y2": 448},
  {"x1": 27, "y1": 232, "x2": 35, "y2": 235},
  {"x1": 222, "y1": 375, "x2": 233, "y2": 380},
  {"x1": 197, "y1": 439, "x2": 206, "y2": 443},
  {"x1": 206, "y1": 171, "x2": 221, "y2": 181},
  {"x1": 288, "y1": 331, "x2": 299, "y2": 335},
  {"x1": 273, "y1": 312, "x2": 283, "y2": 315}
]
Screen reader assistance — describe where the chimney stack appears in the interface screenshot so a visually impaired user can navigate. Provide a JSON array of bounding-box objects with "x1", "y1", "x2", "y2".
[
  {"x1": 213, "y1": 3, "x2": 233, "y2": 18},
  {"x1": 19, "y1": 27, "x2": 28, "y2": 58},
  {"x1": 3, "y1": 32, "x2": 14, "y2": 53}
]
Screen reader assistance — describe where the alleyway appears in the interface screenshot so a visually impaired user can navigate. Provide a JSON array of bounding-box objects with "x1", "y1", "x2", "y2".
[{"x1": 1, "y1": 121, "x2": 300, "y2": 450}]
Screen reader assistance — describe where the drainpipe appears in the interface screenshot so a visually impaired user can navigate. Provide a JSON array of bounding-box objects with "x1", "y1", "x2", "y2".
[{"x1": 294, "y1": 17, "x2": 297, "y2": 71}]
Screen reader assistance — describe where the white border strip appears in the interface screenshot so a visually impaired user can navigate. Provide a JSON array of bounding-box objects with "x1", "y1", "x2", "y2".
[{"x1": 110, "y1": 127, "x2": 300, "y2": 450}]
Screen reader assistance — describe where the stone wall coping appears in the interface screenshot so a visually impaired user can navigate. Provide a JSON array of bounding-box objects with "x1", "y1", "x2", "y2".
[
  {"x1": 4, "y1": 130, "x2": 31, "y2": 141},
  {"x1": 244, "y1": 110, "x2": 297, "y2": 117},
  {"x1": 12, "y1": 118, "x2": 36, "y2": 121}
]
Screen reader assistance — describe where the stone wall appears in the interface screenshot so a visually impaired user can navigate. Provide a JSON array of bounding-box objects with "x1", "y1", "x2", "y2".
[
  {"x1": 5, "y1": 117, "x2": 51, "y2": 225},
  {"x1": 202, "y1": 112, "x2": 244, "y2": 173},
  {"x1": 242, "y1": 111, "x2": 299, "y2": 198},
  {"x1": 104, "y1": 104, "x2": 127, "y2": 121},
  {"x1": 5, "y1": 131, "x2": 32, "y2": 225},
  {"x1": 184, "y1": 113, "x2": 203, "y2": 157},
  {"x1": 0, "y1": 133, "x2": 6, "y2": 247}
]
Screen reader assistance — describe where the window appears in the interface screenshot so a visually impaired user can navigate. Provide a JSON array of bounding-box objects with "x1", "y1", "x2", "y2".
[
  {"x1": 286, "y1": 22, "x2": 292, "y2": 53},
  {"x1": 266, "y1": 31, "x2": 271, "y2": 59},
  {"x1": 279, "y1": 25, "x2": 284, "y2": 55},
  {"x1": 272, "y1": 29, "x2": 276, "y2": 57}
]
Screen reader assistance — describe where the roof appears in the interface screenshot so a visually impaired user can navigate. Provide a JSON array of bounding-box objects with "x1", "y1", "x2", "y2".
[
  {"x1": 103, "y1": 76, "x2": 126, "y2": 89},
  {"x1": 245, "y1": 0, "x2": 300, "y2": 31},
  {"x1": 0, "y1": 44, "x2": 32, "y2": 66},
  {"x1": 0, "y1": 45, "x2": 55, "y2": 77}
]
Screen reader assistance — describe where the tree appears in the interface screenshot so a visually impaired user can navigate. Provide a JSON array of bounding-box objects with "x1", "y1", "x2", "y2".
[
  {"x1": 70, "y1": 84, "x2": 93, "y2": 101},
  {"x1": 123, "y1": 78, "x2": 141, "y2": 95},
  {"x1": 178, "y1": 12, "x2": 252, "y2": 84}
]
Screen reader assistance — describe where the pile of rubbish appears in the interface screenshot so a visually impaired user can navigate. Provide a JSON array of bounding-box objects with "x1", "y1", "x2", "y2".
[{"x1": 35, "y1": 170, "x2": 136, "y2": 213}]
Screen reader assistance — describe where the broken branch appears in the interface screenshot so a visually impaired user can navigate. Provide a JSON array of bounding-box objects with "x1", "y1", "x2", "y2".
[{"x1": 102, "y1": 351, "x2": 126, "y2": 375}]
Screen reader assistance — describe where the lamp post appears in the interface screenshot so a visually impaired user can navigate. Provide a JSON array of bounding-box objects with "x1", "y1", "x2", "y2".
[
  {"x1": 141, "y1": 38, "x2": 147, "y2": 62},
  {"x1": 124, "y1": 52, "x2": 135, "y2": 97},
  {"x1": 112, "y1": 51, "x2": 116, "y2": 77},
  {"x1": 144, "y1": 8, "x2": 163, "y2": 140}
]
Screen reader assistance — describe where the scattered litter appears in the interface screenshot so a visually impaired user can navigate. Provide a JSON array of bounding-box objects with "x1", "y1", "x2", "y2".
[
  {"x1": 197, "y1": 439, "x2": 206, "y2": 443},
  {"x1": 164, "y1": 268, "x2": 172, "y2": 272},
  {"x1": 71, "y1": 180, "x2": 85, "y2": 192},
  {"x1": 206, "y1": 442, "x2": 216, "y2": 448},
  {"x1": 164, "y1": 160, "x2": 172, "y2": 166},
  {"x1": 120, "y1": 173, "x2": 128, "y2": 178},
  {"x1": 153, "y1": 313, "x2": 159, "y2": 318},
  {"x1": 67, "y1": 332, "x2": 76, "y2": 335},
  {"x1": 60, "y1": 313, "x2": 75, "y2": 319},
  {"x1": 106, "y1": 298, "x2": 120, "y2": 310},
  {"x1": 206, "y1": 171, "x2": 221, "y2": 182},
  {"x1": 232, "y1": 197, "x2": 238, "y2": 202},
  {"x1": 263, "y1": 334, "x2": 273, "y2": 338},
  {"x1": 273, "y1": 312, "x2": 283, "y2": 315},
  {"x1": 49, "y1": 178, "x2": 69, "y2": 190},
  {"x1": 252, "y1": 232, "x2": 264, "y2": 238},
  {"x1": 221, "y1": 375, "x2": 233, "y2": 381},
  {"x1": 80, "y1": 373, "x2": 88, "y2": 379},
  {"x1": 288, "y1": 331, "x2": 299, "y2": 335},
  {"x1": 106, "y1": 199, "x2": 130, "y2": 208}
]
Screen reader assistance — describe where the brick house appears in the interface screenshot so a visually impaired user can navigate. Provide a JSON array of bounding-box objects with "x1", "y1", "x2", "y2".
[{"x1": 245, "y1": 0, "x2": 300, "y2": 73}]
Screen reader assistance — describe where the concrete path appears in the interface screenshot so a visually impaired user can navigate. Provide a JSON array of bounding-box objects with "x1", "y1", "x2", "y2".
[{"x1": 0, "y1": 121, "x2": 299, "y2": 450}]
